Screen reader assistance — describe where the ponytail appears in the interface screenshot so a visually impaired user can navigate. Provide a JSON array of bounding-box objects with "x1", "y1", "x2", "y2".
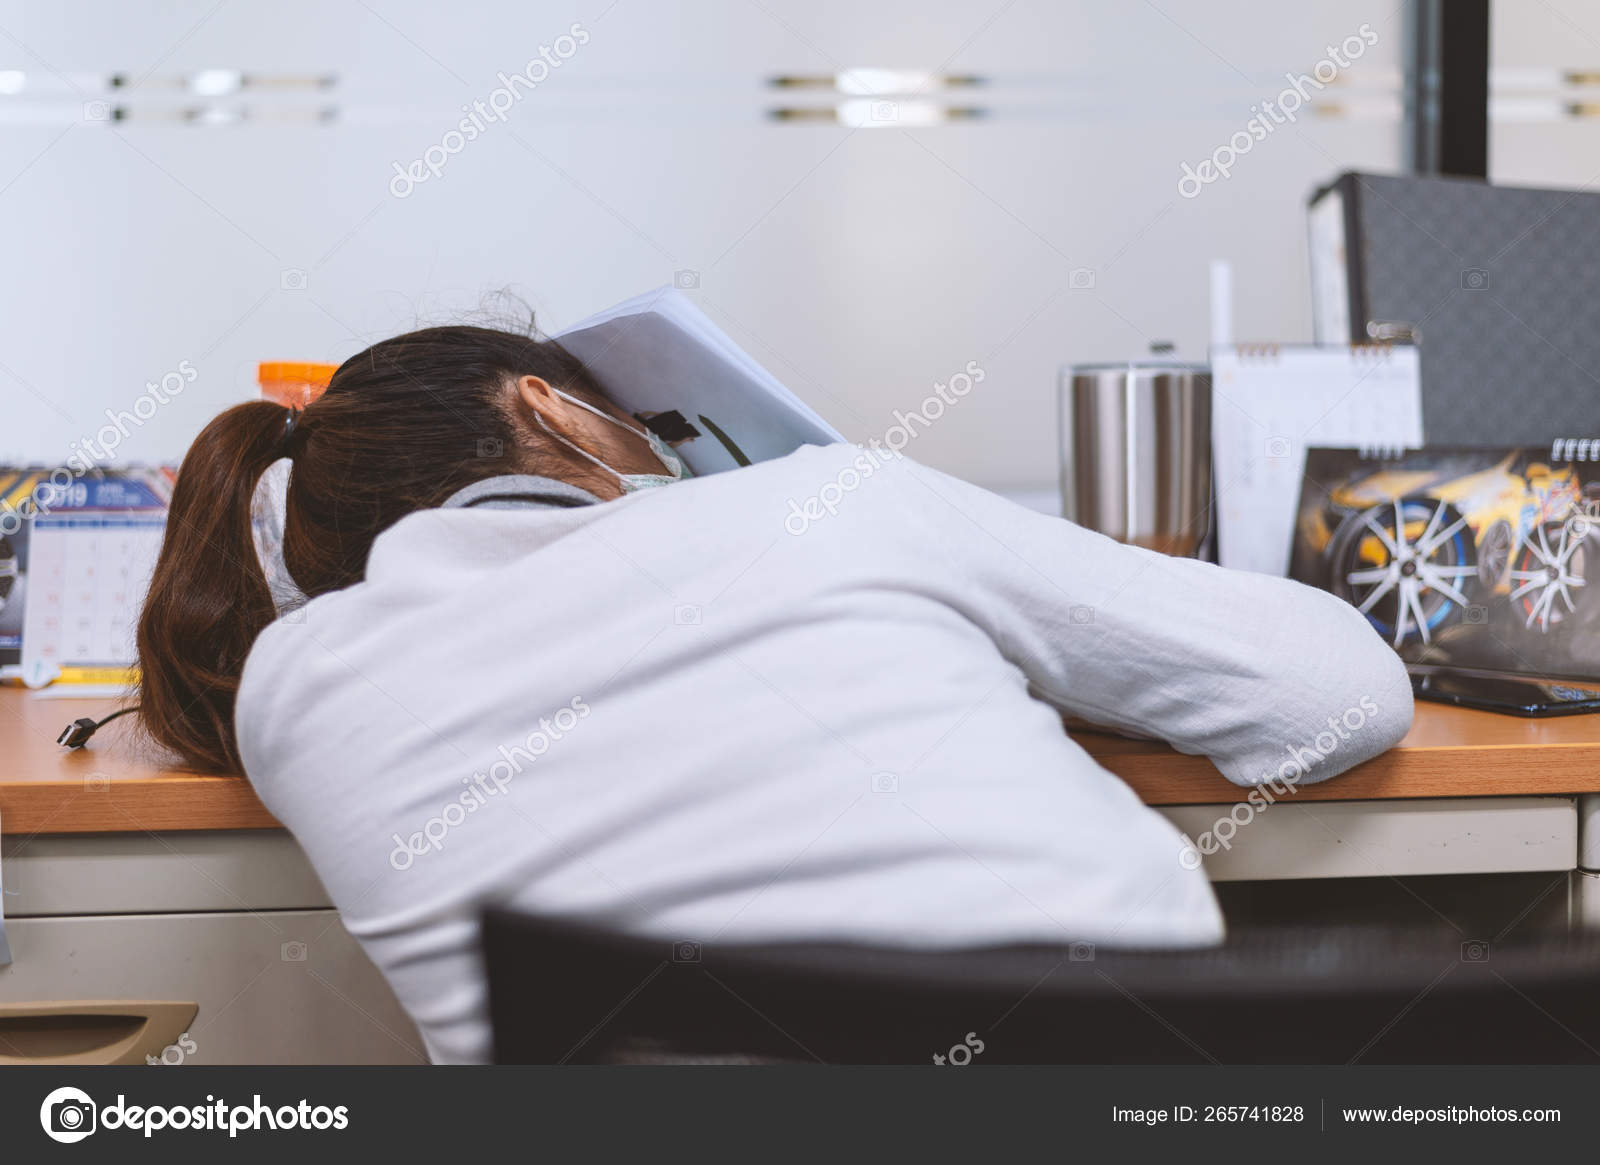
[{"x1": 136, "y1": 401, "x2": 286, "y2": 773}]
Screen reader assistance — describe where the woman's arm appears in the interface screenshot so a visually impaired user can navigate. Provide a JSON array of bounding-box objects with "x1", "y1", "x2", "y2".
[{"x1": 888, "y1": 457, "x2": 1414, "y2": 787}]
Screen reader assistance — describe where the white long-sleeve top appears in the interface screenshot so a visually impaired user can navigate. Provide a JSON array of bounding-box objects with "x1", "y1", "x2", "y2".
[{"x1": 236, "y1": 443, "x2": 1413, "y2": 1063}]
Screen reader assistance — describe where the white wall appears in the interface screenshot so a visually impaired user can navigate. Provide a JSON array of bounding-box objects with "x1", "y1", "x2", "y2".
[
  {"x1": 0, "y1": 0, "x2": 1403, "y2": 488},
  {"x1": 1490, "y1": 0, "x2": 1600, "y2": 187}
]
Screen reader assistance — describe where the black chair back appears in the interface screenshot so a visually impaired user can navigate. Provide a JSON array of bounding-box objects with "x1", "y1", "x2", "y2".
[{"x1": 483, "y1": 909, "x2": 1600, "y2": 1064}]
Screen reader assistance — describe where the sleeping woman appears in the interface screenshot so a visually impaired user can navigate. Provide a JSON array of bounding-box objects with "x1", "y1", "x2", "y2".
[{"x1": 135, "y1": 323, "x2": 1412, "y2": 1062}]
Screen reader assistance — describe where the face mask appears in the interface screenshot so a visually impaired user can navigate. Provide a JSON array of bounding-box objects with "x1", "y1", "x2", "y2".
[{"x1": 535, "y1": 389, "x2": 689, "y2": 493}]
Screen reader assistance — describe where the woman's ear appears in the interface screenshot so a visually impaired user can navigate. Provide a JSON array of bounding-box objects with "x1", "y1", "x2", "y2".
[{"x1": 514, "y1": 375, "x2": 571, "y2": 430}]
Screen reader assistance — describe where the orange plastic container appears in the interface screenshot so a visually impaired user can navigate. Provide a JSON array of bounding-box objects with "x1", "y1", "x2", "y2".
[{"x1": 258, "y1": 361, "x2": 337, "y2": 408}]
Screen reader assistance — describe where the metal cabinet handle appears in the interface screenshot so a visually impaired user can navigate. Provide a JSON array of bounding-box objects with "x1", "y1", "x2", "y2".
[{"x1": 0, "y1": 1001, "x2": 197, "y2": 1065}]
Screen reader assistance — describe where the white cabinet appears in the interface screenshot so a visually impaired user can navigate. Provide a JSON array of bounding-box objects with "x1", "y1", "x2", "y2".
[{"x1": 0, "y1": 831, "x2": 424, "y2": 1064}]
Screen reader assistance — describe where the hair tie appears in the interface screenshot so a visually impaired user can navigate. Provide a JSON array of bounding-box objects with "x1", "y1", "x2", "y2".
[{"x1": 281, "y1": 408, "x2": 302, "y2": 459}]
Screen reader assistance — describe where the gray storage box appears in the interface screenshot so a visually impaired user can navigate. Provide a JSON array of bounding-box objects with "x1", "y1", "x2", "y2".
[{"x1": 1308, "y1": 171, "x2": 1600, "y2": 446}]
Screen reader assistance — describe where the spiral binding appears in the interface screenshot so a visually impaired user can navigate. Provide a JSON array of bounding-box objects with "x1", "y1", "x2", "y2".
[
  {"x1": 1228, "y1": 342, "x2": 1399, "y2": 360},
  {"x1": 1355, "y1": 442, "x2": 1415, "y2": 462}
]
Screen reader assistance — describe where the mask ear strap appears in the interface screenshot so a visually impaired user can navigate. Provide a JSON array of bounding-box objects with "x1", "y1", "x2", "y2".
[
  {"x1": 533, "y1": 411, "x2": 624, "y2": 482},
  {"x1": 549, "y1": 389, "x2": 675, "y2": 475},
  {"x1": 554, "y1": 389, "x2": 650, "y2": 440}
]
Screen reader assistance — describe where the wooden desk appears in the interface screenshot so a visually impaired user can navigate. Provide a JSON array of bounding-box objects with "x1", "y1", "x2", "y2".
[
  {"x1": 0, "y1": 690, "x2": 276, "y2": 836},
  {"x1": 1078, "y1": 701, "x2": 1600, "y2": 805},
  {"x1": 4, "y1": 690, "x2": 1600, "y2": 835}
]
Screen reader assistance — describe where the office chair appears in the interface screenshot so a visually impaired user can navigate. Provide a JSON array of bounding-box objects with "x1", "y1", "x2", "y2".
[{"x1": 482, "y1": 909, "x2": 1600, "y2": 1064}]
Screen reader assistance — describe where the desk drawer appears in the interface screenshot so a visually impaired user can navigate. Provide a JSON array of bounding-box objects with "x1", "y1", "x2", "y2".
[
  {"x1": 1159, "y1": 796, "x2": 1579, "y2": 882},
  {"x1": 0, "y1": 910, "x2": 424, "y2": 1064},
  {"x1": 1, "y1": 830, "x2": 329, "y2": 917}
]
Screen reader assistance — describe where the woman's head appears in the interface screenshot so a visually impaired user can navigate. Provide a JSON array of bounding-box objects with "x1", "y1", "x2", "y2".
[{"x1": 136, "y1": 324, "x2": 662, "y2": 774}]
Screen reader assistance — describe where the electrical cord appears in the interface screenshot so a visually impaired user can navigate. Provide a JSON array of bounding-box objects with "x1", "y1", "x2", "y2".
[{"x1": 57, "y1": 705, "x2": 140, "y2": 749}]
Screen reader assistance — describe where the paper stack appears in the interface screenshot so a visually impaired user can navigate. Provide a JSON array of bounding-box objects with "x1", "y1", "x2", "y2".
[{"x1": 558, "y1": 287, "x2": 843, "y2": 476}]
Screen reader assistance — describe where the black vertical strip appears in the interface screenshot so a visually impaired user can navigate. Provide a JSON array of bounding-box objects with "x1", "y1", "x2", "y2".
[
  {"x1": 1438, "y1": 0, "x2": 1490, "y2": 177},
  {"x1": 1409, "y1": 0, "x2": 1441, "y2": 173}
]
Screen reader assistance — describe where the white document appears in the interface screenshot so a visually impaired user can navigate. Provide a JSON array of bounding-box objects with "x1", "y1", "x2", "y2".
[
  {"x1": 1211, "y1": 344, "x2": 1423, "y2": 576},
  {"x1": 557, "y1": 287, "x2": 844, "y2": 476},
  {"x1": 1307, "y1": 187, "x2": 1351, "y2": 344}
]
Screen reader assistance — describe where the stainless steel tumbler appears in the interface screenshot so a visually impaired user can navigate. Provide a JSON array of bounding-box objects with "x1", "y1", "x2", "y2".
[{"x1": 1058, "y1": 362, "x2": 1212, "y2": 558}]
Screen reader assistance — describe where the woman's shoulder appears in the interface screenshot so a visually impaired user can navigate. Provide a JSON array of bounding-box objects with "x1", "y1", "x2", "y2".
[{"x1": 233, "y1": 585, "x2": 375, "y2": 773}]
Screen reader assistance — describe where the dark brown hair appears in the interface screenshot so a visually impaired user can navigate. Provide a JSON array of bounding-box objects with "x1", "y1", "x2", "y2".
[{"x1": 136, "y1": 325, "x2": 606, "y2": 774}]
